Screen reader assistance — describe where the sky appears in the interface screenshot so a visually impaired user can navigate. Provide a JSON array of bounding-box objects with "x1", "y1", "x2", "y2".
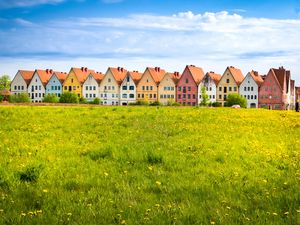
[{"x1": 0, "y1": 0, "x2": 300, "y2": 84}]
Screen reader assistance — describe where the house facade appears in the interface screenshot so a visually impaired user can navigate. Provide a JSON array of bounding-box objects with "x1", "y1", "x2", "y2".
[
  {"x1": 296, "y1": 87, "x2": 300, "y2": 103},
  {"x1": 10, "y1": 70, "x2": 34, "y2": 95},
  {"x1": 258, "y1": 67, "x2": 290, "y2": 110},
  {"x1": 290, "y1": 80, "x2": 296, "y2": 109},
  {"x1": 177, "y1": 65, "x2": 204, "y2": 106},
  {"x1": 120, "y1": 71, "x2": 142, "y2": 105},
  {"x1": 82, "y1": 72, "x2": 103, "y2": 102},
  {"x1": 136, "y1": 67, "x2": 165, "y2": 103},
  {"x1": 239, "y1": 70, "x2": 264, "y2": 108},
  {"x1": 217, "y1": 66, "x2": 244, "y2": 106},
  {"x1": 45, "y1": 72, "x2": 67, "y2": 97},
  {"x1": 158, "y1": 72, "x2": 180, "y2": 105},
  {"x1": 99, "y1": 67, "x2": 127, "y2": 105},
  {"x1": 63, "y1": 67, "x2": 94, "y2": 97},
  {"x1": 198, "y1": 72, "x2": 221, "y2": 104},
  {"x1": 28, "y1": 69, "x2": 53, "y2": 102}
]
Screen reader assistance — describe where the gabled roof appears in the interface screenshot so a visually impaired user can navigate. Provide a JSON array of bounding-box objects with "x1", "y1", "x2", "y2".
[
  {"x1": 187, "y1": 65, "x2": 205, "y2": 84},
  {"x1": 206, "y1": 71, "x2": 221, "y2": 85},
  {"x1": 71, "y1": 67, "x2": 95, "y2": 84},
  {"x1": 128, "y1": 71, "x2": 143, "y2": 85},
  {"x1": 164, "y1": 71, "x2": 181, "y2": 85},
  {"x1": 18, "y1": 70, "x2": 35, "y2": 85},
  {"x1": 108, "y1": 67, "x2": 128, "y2": 85},
  {"x1": 271, "y1": 67, "x2": 289, "y2": 92},
  {"x1": 35, "y1": 69, "x2": 54, "y2": 86},
  {"x1": 249, "y1": 70, "x2": 264, "y2": 86},
  {"x1": 146, "y1": 67, "x2": 166, "y2": 84},
  {"x1": 227, "y1": 66, "x2": 244, "y2": 85},
  {"x1": 290, "y1": 80, "x2": 295, "y2": 95},
  {"x1": 90, "y1": 71, "x2": 104, "y2": 84},
  {"x1": 53, "y1": 72, "x2": 68, "y2": 84}
]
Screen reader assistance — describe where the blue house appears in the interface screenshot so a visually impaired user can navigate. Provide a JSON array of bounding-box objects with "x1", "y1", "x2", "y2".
[{"x1": 45, "y1": 72, "x2": 67, "y2": 97}]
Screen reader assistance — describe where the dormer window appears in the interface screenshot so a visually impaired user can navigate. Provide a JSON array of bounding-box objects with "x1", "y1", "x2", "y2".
[{"x1": 108, "y1": 78, "x2": 111, "y2": 82}]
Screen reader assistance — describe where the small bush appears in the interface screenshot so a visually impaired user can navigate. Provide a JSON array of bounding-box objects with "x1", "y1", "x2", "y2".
[
  {"x1": 18, "y1": 165, "x2": 42, "y2": 183},
  {"x1": 211, "y1": 102, "x2": 222, "y2": 107},
  {"x1": 135, "y1": 100, "x2": 149, "y2": 106},
  {"x1": 43, "y1": 93, "x2": 59, "y2": 103},
  {"x1": 225, "y1": 94, "x2": 247, "y2": 108},
  {"x1": 0, "y1": 95, "x2": 3, "y2": 102},
  {"x1": 172, "y1": 102, "x2": 181, "y2": 106},
  {"x1": 146, "y1": 151, "x2": 163, "y2": 164},
  {"x1": 150, "y1": 101, "x2": 162, "y2": 106},
  {"x1": 59, "y1": 92, "x2": 79, "y2": 103},
  {"x1": 79, "y1": 97, "x2": 88, "y2": 104},
  {"x1": 91, "y1": 97, "x2": 100, "y2": 105},
  {"x1": 9, "y1": 93, "x2": 30, "y2": 103}
]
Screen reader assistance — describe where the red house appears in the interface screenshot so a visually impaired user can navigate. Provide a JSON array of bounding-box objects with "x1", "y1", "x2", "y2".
[
  {"x1": 296, "y1": 87, "x2": 300, "y2": 103},
  {"x1": 176, "y1": 65, "x2": 205, "y2": 106},
  {"x1": 258, "y1": 67, "x2": 291, "y2": 110}
]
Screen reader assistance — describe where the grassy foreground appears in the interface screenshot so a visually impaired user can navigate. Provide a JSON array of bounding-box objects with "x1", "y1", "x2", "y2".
[{"x1": 0, "y1": 106, "x2": 299, "y2": 225}]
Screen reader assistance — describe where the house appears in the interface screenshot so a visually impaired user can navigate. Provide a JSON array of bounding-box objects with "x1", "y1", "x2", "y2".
[
  {"x1": 136, "y1": 67, "x2": 166, "y2": 103},
  {"x1": 10, "y1": 70, "x2": 34, "y2": 95},
  {"x1": 258, "y1": 67, "x2": 291, "y2": 110},
  {"x1": 217, "y1": 66, "x2": 244, "y2": 106},
  {"x1": 45, "y1": 72, "x2": 68, "y2": 97},
  {"x1": 82, "y1": 72, "x2": 104, "y2": 102},
  {"x1": 158, "y1": 72, "x2": 180, "y2": 105},
  {"x1": 99, "y1": 67, "x2": 127, "y2": 105},
  {"x1": 290, "y1": 80, "x2": 296, "y2": 109},
  {"x1": 198, "y1": 71, "x2": 221, "y2": 104},
  {"x1": 177, "y1": 65, "x2": 205, "y2": 106},
  {"x1": 296, "y1": 87, "x2": 300, "y2": 103},
  {"x1": 63, "y1": 67, "x2": 95, "y2": 98},
  {"x1": 28, "y1": 69, "x2": 53, "y2": 102},
  {"x1": 239, "y1": 70, "x2": 264, "y2": 108},
  {"x1": 120, "y1": 70, "x2": 142, "y2": 105}
]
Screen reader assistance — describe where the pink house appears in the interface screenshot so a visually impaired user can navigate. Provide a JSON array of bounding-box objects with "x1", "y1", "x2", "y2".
[
  {"x1": 258, "y1": 67, "x2": 291, "y2": 110},
  {"x1": 176, "y1": 65, "x2": 205, "y2": 106}
]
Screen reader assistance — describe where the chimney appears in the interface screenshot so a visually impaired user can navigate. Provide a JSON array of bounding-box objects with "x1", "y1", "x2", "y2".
[
  {"x1": 210, "y1": 71, "x2": 214, "y2": 74},
  {"x1": 157, "y1": 67, "x2": 160, "y2": 72},
  {"x1": 81, "y1": 67, "x2": 84, "y2": 71},
  {"x1": 254, "y1": 71, "x2": 258, "y2": 76},
  {"x1": 121, "y1": 68, "x2": 124, "y2": 73},
  {"x1": 50, "y1": 69, "x2": 53, "y2": 73},
  {"x1": 85, "y1": 67, "x2": 88, "y2": 72},
  {"x1": 46, "y1": 69, "x2": 49, "y2": 73}
]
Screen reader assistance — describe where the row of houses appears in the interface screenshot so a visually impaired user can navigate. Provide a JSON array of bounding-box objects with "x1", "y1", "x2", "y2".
[{"x1": 10, "y1": 65, "x2": 300, "y2": 109}]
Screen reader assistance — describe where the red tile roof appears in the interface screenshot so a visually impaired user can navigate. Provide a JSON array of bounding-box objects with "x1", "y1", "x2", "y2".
[
  {"x1": 227, "y1": 66, "x2": 244, "y2": 85},
  {"x1": 271, "y1": 67, "x2": 289, "y2": 92},
  {"x1": 19, "y1": 70, "x2": 34, "y2": 85},
  {"x1": 72, "y1": 67, "x2": 95, "y2": 84},
  {"x1": 249, "y1": 70, "x2": 264, "y2": 86},
  {"x1": 109, "y1": 67, "x2": 128, "y2": 85},
  {"x1": 147, "y1": 67, "x2": 166, "y2": 84},
  {"x1": 91, "y1": 71, "x2": 104, "y2": 84},
  {"x1": 36, "y1": 69, "x2": 54, "y2": 86},
  {"x1": 206, "y1": 71, "x2": 221, "y2": 85},
  {"x1": 187, "y1": 65, "x2": 205, "y2": 84},
  {"x1": 53, "y1": 72, "x2": 68, "y2": 84},
  {"x1": 166, "y1": 71, "x2": 181, "y2": 84},
  {"x1": 128, "y1": 71, "x2": 143, "y2": 85}
]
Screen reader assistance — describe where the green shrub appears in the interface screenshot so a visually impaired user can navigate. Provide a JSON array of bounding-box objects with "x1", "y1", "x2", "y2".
[
  {"x1": 225, "y1": 94, "x2": 247, "y2": 108},
  {"x1": 172, "y1": 102, "x2": 181, "y2": 106},
  {"x1": 43, "y1": 94, "x2": 59, "y2": 103},
  {"x1": 135, "y1": 100, "x2": 149, "y2": 106},
  {"x1": 59, "y1": 92, "x2": 79, "y2": 103},
  {"x1": 0, "y1": 95, "x2": 3, "y2": 102},
  {"x1": 146, "y1": 151, "x2": 163, "y2": 164},
  {"x1": 150, "y1": 101, "x2": 162, "y2": 106},
  {"x1": 211, "y1": 102, "x2": 222, "y2": 107},
  {"x1": 9, "y1": 93, "x2": 30, "y2": 103},
  {"x1": 91, "y1": 97, "x2": 100, "y2": 105},
  {"x1": 79, "y1": 97, "x2": 88, "y2": 104},
  {"x1": 18, "y1": 165, "x2": 42, "y2": 183}
]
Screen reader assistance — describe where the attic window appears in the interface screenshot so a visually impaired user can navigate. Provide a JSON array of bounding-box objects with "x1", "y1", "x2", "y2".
[
  {"x1": 71, "y1": 79, "x2": 74, "y2": 83},
  {"x1": 108, "y1": 78, "x2": 111, "y2": 82}
]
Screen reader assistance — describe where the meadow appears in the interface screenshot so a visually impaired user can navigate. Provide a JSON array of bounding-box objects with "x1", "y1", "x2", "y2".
[{"x1": 0, "y1": 105, "x2": 299, "y2": 225}]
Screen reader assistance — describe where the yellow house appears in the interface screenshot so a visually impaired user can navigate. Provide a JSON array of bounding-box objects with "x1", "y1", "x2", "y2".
[
  {"x1": 63, "y1": 67, "x2": 95, "y2": 97},
  {"x1": 158, "y1": 72, "x2": 181, "y2": 105},
  {"x1": 217, "y1": 66, "x2": 244, "y2": 106},
  {"x1": 136, "y1": 67, "x2": 166, "y2": 103}
]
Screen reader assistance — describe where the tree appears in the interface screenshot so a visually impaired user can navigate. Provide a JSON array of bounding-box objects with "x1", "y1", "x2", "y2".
[
  {"x1": 200, "y1": 86, "x2": 209, "y2": 106},
  {"x1": 225, "y1": 93, "x2": 247, "y2": 108},
  {"x1": 43, "y1": 94, "x2": 59, "y2": 103},
  {"x1": 0, "y1": 75, "x2": 11, "y2": 90},
  {"x1": 9, "y1": 93, "x2": 30, "y2": 103},
  {"x1": 59, "y1": 92, "x2": 79, "y2": 103}
]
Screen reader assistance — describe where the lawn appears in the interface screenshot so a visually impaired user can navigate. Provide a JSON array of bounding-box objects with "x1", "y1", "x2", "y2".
[{"x1": 0, "y1": 106, "x2": 299, "y2": 225}]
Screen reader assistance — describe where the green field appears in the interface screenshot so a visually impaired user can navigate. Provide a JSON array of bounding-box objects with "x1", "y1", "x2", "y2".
[{"x1": 0, "y1": 106, "x2": 299, "y2": 225}]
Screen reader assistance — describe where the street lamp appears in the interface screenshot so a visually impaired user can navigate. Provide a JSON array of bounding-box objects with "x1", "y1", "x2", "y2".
[{"x1": 269, "y1": 95, "x2": 272, "y2": 110}]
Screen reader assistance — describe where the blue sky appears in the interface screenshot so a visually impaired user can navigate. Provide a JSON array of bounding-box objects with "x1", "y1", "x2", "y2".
[{"x1": 1, "y1": 0, "x2": 300, "y2": 84}]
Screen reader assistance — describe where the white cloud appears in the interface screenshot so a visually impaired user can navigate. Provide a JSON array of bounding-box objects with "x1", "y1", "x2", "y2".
[
  {"x1": 0, "y1": 0, "x2": 65, "y2": 8},
  {"x1": 1, "y1": 11, "x2": 300, "y2": 84}
]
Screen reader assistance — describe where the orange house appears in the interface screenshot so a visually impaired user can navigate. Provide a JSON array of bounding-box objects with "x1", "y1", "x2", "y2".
[{"x1": 136, "y1": 67, "x2": 166, "y2": 103}]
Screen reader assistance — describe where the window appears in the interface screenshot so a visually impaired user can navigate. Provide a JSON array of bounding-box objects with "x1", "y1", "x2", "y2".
[
  {"x1": 93, "y1": 86, "x2": 96, "y2": 91},
  {"x1": 234, "y1": 87, "x2": 237, "y2": 91},
  {"x1": 129, "y1": 86, "x2": 134, "y2": 90},
  {"x1": 160, "y1": 94, "x2": 163, "y2": 98},
  {"x1": 178, "y1": 94, "x2": 181, "y2": 99},
  {"x1": 154, "y1": 94, "x2": 156, "y2": 98},
  {"x1": 138, "y1": 94, "x2": 140, "y2": 98},
  {"x1": 164, "y1": 87, "x2": 167, "y2": 91},
  {"x1": 126, "y1": 76, "x2": 130, "y2": 82},
  {"x1": 104, "y1": 86, "x2": 107, "y2": 90},
  {"x1": 146, "y1": 86, "x2": 149, "y2": 90},
  {"x1": 73, "y1": 86, "x2": 76, "y2": 90},
  {"x1": 122, "y1": 86, "x2": 127, "y2": 90},
  {"x1": 178, "y1": 87, "x2": 181, "y2": 91},
  {"x1": 108, "y1": 86, "x2": 111, "y2": 90},
  {"x1": 58, "y1": 86, "x2": 60, "y2": 90},
  {"x1": 219, "y1": 95, "x2": 222, "y2": 99},
  {"x1": 22, "y1": 86, "x2": 24, "y2": 90},
  {"x1": 89, "y1": 86, "x2": 92, "y2": 91},
  {"x1": 248, "y1": 87, "x2": 250, "y2": 91},
  {"x1": 35, "y1": 86, "x2": 38, "y2": 90},
  {"x1": 188, "y1": 87, "x2": 191, "y2": 91},
  {"x1": 186, "y1": 79, "x2": 189, "y2": 84},
  {"x1": 171, "y1": 95, "x2": 174, "y2": 99},
  {"x1": 86, "y1": 86, "x2": 88, "y2": 90},
  {"x1": 14, "y1": 85, "x2": 17, "y2": 90},
  {"x1": 247, "y1": 95, "x2": 250, "y2": 99},
  {"x1": 142, "y1": 94, "x2": 144, "y2": 98},
  {"x1": 168, "y1": 87, "x2": 171, "y2": 91},
  {"x1": 112, "y1": 86, "x2": 115, "y2": 90},
  {"x1": 244, "y1": 87, "x2": 246, "y2": 91},
  {"x1": 171, "y1": 87, "x2": 174, "y2": 91},
  {"x1": 101, "y1": 94, "x2": 103, "y2": 97},
  {"x1": 51, "y1": 86, "x2": 54, "y2": 90},
  {"x1": 93, "y1": 94, "x2": 96, "y2": 98},
  {"x1": 226, "y1": 79, "x2": 230, "y2": 83},
  {"x1": 183, "y1": 94, "x2": 186, "y2": 99},
  {"x1": 112, "y1": 94, "x2": 114, "y2": 97},
  {"x1": 188, "y1": 94, "x2": 191, "y2": 99},
  {"x1": 229, "y1": 87, "x2": 232, "y2": 91},
  {"x1": 251, "y1": 95, "x2": 253, "y2": 99},
  {"x1": 58, "y1": 93, "x2": 61, "y2": 97},
  {"x1": 108, "y1": 78, "x2": 111, "y2": 82},
  {"x1": 224, "y1": 95, "x2": 227, "y2": 100},
  {"x1": 209, "y1": 87, "x2": 212, "y2": 91},
  {"x1": 90, "y1": 94, "x2": 92, "y2": 98},
  {"x1": 39, "y1": 93, "x2": 41, "y2": 97},
  {"x1": 164, "y1": 94, "x2": 166, "y2": 98},
  {"x1": 64, "y1": 86, "x2": 67, "y2": 90},
  {"x1": 129, "y1": 94, "x2": 134, "y2": 98},
  {"x1": 219, "y1": 87, "x2": 222, "y2": 91},
  {"x1": 123, "y1": 94, "x2": 127, "y2": 98},
  {"x1": 213, "y1": 95, "x2": 215, "y2": 99},
  {"x1": 150, "y1": 94, "x2": 152, "y2": 98},
  {"x1": 55, "y1": 86, "x2": 57, "y2": 91},
  {"x1": 167, "y1": 94, "x2": 170, "y2": 98},
  {"x1": 193, "y1": 94, "x2": 196, "y2": 99},
  {"x1": 254, "y1": 95, "x2": 257, "y2": 99},
  {"x1": 251, "y1": 87, "x2": 253, "y2": 91},
  {"x1": 142, "y1": 86, "x2": 145, "y2": 90},
  {"x1": 183, "y1": 87, "x2": 186, "y2": 93},
  {"x1": 86, "y1": 94, "x2": 88, "y2": 98},
  {"x1": 150, "y1": 86, "x2": 153, "y2": 91},
  {"x1": 71, "y1": 79, "x2": 73, "y2": 83},
  {"x1": 199, "y1": 95, "x2": 202, "y2": 99}
]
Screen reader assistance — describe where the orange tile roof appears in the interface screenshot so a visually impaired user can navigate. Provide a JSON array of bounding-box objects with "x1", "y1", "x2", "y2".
[
  {"x1": 128, "y1": 71, "x2": 143, "y2": 85},
  {"x1": 227, "y1": 66, "x2": 244, "y2": 85},
  {"x1": 19, "y1": 70, "x2": 34, "y2": 85},
  {"x1": 147, "y1": 67, "x2": 166, "y2": 84},
  {"x1": 91, "y1": 71, "x2": 104, "y2": 84},
  {"x1": 36, "y1": 69, "x2": 54, "y2": 86},
  {"x1": 249, "y1": 70, "x2": 264, "y2": 86},
  {"x1": 165, "y1": 71, "x2": 181, "y2": 84},
  {"x1": 72, "y1": 67, "x2": 95, "y2": 84},
  {"x1": 109, "y1": 67, "x2": 128, "y2": 85},
  {"x1": 187, "y1": 65, "x2": 205, "y2": 84},
  {"x1": 53, "y1": 71, "x2": 68, "y2": 84},
  {"x1": 206, "y1": 71, "x2": 221, "y2": 85}
]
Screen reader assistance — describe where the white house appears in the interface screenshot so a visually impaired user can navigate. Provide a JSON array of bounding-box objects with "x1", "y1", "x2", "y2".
[
  {"x1": 82, "y1": 72, "x2": 103, "y2": 102},
  {"x1": 28, "y1": 69, "x2": 53, "y2": 102},
  {"x1": 99, "y1": 67, "x2": 127, "y2": 105},
  {"x1": 10, "y1": 70, "x2": 34, "y2": 95},
  {"x1": 198, "y1": 72, "x2": 221, "y2": 104},
  {"x1": 239, "y1": 70, "x2": 264, "y2": 108},
  {"x1": 120, "y1": 71, "x2": 142, "y2": 105}
]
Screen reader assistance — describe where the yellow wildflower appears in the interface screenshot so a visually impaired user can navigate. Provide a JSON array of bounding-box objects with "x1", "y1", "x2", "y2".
[
  {"x1": 155, "y1": 204, "x2": 160, "y2": 207},
  {"x1": 296, "y1": 209, "x2": 300, "y2": 213},
  {"x1": 272, "y1": 212, "x2": 278, "y2": 216},
  {"x1": 210, "y1": 221, "x2": 215, "y2": 225},
  {"x1": 148, "y1": 166, "x2": 153, "y2": 171},
  {"x1": 67, "y1": 212, "x2": 72, "y2": 216},
  {"x1": 104, "y1": 172, "x2": 109, "y2": 177},
  {"x1": 0, "y1": 209, "x2": 3, "y2": 212},
  {"x1": 87, "y1": 203, "x2": 92, "y2": 207},
  {"x1": 21, "y1": 212, "x2": 26, "y2": 216},
  {"x1": 155, "y1": 181, "x2": 161, "y2": 186},
  {"x1": 42, "y1": 189, "x2": 48, "y2": 193},
  {"x1": 284, "y1": 212, "x2": 289, "y2": 215},
  {"x1": 120, "y1": 220, "x2": 126, "y2": 224}
]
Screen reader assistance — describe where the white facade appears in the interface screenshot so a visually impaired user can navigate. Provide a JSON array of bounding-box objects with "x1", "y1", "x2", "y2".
[
  {"x1": 198, "y1": 74, "x2": 217, "y2": 103},
  {"x1": 28, "y1": 71, "x2": 46, "y2": 102},
  {"x1": 239, "y1": 72, "x2": 259, "y2": 108},
  {"x1": 99, "y1": 70, "x2": 120, "y2": 106},
  {"x1": 120, "y1": 74, "x2": 137, "y2": 105},
  {"x1": 10, "y1": 71, "x2": 29, "y2": 95},
  {"x1": 82, "y1": 74, "x2": 99, "y2": 102}
]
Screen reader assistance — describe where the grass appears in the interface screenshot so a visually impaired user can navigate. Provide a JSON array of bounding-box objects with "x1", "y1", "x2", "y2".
[{"x1": 0, "y1": 105, "x2": 299, "y2": 224}]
